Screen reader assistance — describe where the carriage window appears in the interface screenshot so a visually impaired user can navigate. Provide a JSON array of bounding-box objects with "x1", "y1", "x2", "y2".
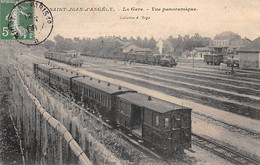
[
  {"x1": 155, "y1": 115, "x2": 159, "y2": 127},
  {"x1": 165, "y1": 118, "x2": 170, "y2": 128},
  {"x1": 98, "y1": 92, "x2": 101, "y2": 102},
  {"x1": 108, "y1": 97, "x2": 111, "y2": 107},
  {"x1": 105, "y1": 96, "x2": 108, "y2": 106}
]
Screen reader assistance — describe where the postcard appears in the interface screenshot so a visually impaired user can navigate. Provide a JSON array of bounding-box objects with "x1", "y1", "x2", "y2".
[{"x1": 0, "y1": 0, "x2": 260, "y2": 165}]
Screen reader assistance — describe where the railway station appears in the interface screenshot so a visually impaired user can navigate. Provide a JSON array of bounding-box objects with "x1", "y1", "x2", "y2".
[
  {"x1": 0, "y1": 0, "x2": 260, "y2": 164},
  {"x1": 1, "y1": 35, "x2": 260, "y2": 164}
]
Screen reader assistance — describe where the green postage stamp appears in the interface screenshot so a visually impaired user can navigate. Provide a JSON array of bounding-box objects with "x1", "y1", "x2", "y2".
[
  {"x1": 0, "y1": 0, "x2": 53, "y2": 45},
  {"x1": 0, "y1": 0, "x2": 34, "y2": 40}
]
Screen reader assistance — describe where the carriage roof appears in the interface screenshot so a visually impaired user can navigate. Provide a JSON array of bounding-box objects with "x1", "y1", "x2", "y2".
[
  {"x1": 38, "y1": 63, "x2": 56, "y2": 70},
  {"x1": 74, "y1": 77, "x2": 135, "y2": 94},
  {"x1": 50, "y1": 68, "x2": 78, "y2": 79},
  {"x1": 118, "y1": 92, "x2": 191, "y2": 114}
]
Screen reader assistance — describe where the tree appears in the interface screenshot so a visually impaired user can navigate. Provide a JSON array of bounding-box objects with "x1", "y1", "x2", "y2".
[
  {"x1": 54, "y1": 35, "x2": 74, "y2": 52},
  {"x1": 43, "y1": 40, "x2": 55, "y2": 51}
]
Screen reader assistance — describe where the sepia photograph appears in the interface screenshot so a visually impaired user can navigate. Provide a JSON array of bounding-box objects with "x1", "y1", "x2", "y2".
[{"x1": 0, "y1": 0, "x2": 260, "y2": 164}]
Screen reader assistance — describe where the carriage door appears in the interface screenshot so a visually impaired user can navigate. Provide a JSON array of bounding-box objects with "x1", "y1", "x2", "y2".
[{"x1": 131, "y1": 104, "x2": 143, "y2": 137}]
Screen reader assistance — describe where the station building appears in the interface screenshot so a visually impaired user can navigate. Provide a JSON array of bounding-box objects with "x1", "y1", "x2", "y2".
[
  {"x1": 238, "y1": 37, "x2": 260, "y2": 70},
  {"x1": 209, "y1": 31, "x2": 251, "y2": 57}
]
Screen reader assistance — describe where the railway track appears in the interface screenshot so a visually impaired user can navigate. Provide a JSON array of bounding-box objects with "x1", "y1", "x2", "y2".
[
  {"x1": 16, "y1": 65, "x2": 189, "y2": 165},
  {"x1": 192, "y1": 133, "x2": 260, "y2": 165},
  {"x1": 14, "y1": 57, "x2": 260, "y2": 165},
  {"x1": 192, "y1": 111, "x2": 260, "y2": 139}
]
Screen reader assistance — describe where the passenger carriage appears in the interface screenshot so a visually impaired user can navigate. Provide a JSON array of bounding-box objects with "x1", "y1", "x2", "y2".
[
  {"x1": 71, "y1": 76, "x2": 136, "y2": 123},
  {"x1": 34, "y1": 63, "x2": 56, "y2": 85},
  {"x1": 116, "y1": 93, "x2": 191, "y2": 153},
  {"x1": 33, "y1": 63, "x2": 192, "y2": 153},
  {"x1": 49, "y1": 68, "x2": 77, "y2": 93}
]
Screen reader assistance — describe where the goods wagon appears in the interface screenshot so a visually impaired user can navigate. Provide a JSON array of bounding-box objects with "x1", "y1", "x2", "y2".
[
  {"x1": 204, "y1": 54, "x2": 223, "y2": 65},
  {"x1": 136, "y1": 54, "x2": 149, "y2": 63},
  {"x1": 44, "y1": 51, "x2": 83, "y2": 67},
  {"x1": 80, "y1": 51, "x2": 178, "y2": 67},
  {"x1": 160, "y1": 57, "x2": 178, "y2": 67},
  {"x1": 125, "y1": 53, "x2": 137, "y2": 61},
  {"x1": 147, "y1": 55, "x2": 161, "y2": 65}
]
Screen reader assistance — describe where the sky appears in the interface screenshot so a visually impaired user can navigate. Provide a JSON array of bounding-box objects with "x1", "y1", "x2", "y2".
[{"x1": 42, "y1": 0, "x2": 260, "y2": 41}]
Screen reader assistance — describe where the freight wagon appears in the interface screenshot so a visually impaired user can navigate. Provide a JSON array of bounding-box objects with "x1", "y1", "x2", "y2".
[
  {"x1": 204, "y1": 54, "x2": 224, "y2": 65},
  {"x1": 81, "y1": 52, "x2": 178, "y2": 67},
  {"x1": 44, "y1": 51, "x2": 84, "y2": 67}
]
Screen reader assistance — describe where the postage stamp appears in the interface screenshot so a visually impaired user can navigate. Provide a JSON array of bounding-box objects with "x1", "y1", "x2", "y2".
[{"x1": 1, "y1": 0, "x2": 53, "y2": 45}]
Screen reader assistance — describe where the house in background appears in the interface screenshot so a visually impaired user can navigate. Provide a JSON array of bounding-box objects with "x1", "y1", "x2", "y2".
[
  {"x1": 113, "y1": 37, "x2": 153, "y2": 55},
  {"x1": 209, "y1": 31, "x2": 251, "y2": 57},
  {"x1": 122, "y1": 43, "x2": 152, "y2": 55},
  {"x1": 238, "y1": 37, "x2": 260, "y2": 69},
  {"x1": 182, "y1": 50, "x2": 196, "y2": 58},
  {"x1": 193, "y1": 47, "x2": 211, "y2": 59},
  {"x1": 113, "y1": 37, "x2": 132, "y2": 48}
]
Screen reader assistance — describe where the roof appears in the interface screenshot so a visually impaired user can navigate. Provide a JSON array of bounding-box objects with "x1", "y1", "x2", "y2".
[
  {"x1": 50, "y1": 68, "x2": 78, "y2": 79},
  {"x1": 38, "y1": 63, "x2": 56, "y2": 70},
  {"x1": 113, "y1": 37, "x2": 132, "y2": 47},
  {"x1": 135, "y1": 47, "x2": 152, "y2": 52},
  {"x1": 118, "y1": 93, "x2": 191, "y2": 114},
  {"x1": 238, "y1": 37, "x2": 260, "y2": 52},
  {"x1": 74, "y1": 77, "x2": 135, "y2": 94},
  {"x1": 208, "y1": 46, "x2": 229, "y2": 48},
  {"x1": 194, "y1": 47, "x2": 211, "y2": 52},
  {"x1": 214, "y1": 31, "x2": 241, "y2": 40},
  {"x1": 123, "y1": 43, "x2": 152, "y2": 53}
]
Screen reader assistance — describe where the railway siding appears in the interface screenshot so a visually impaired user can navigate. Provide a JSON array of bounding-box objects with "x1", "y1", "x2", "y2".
[
  {"x1": 113, "y1": 68, "x2": 260, "y2": 101},
  {"x1": 120, "y1": 67, "x2": 260, "y2": 97},
  {"x1": 133, "y1": 66, "x2": 260, "y2": 90}
]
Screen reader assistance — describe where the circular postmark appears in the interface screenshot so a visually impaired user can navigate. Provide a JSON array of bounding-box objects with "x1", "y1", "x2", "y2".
[{"x1": 7, "y1": 0, "x2": 53, "y2": 46}]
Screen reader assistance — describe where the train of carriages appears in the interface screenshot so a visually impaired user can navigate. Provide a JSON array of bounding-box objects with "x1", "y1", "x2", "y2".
[
  {"x1": 33, "y1": 63, "x2": 191, "y2": 153},
  {"x1": 80, "y1": 52, "x2": 178, "y2": 67},
  {"x1": 44, "y1": 51, "x2": 84, "y2": 67}
]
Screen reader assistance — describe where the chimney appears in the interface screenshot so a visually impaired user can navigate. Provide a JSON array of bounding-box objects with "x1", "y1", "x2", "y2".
[
  {"x1": 98, "y1": 80, "x2": 101, "y2": 83},
  {"x1": 118, "y1": 86, "x2": 121, "y2": 90},
  {"x1": 148, "y1": 96, "x2": 152, "y2": 101},
  {"x1": 107, "y1": 83, "x2": 110, "y2": 86}
]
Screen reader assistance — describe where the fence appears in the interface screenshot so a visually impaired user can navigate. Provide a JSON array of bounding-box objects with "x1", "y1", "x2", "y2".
[{"x1": 7, "y1": 61, "x2": 122, "y2": 165}]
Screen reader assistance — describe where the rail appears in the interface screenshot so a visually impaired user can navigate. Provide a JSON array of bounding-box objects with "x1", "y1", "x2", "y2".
[{"x1": 192, "y1": 133, "x2": 260, "y2": 165}]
